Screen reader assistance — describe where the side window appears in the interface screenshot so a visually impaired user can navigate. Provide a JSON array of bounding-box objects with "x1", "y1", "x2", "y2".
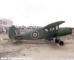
[
  {"x1": 50, "y1": 28, "x2": 52, "y2": 31},
  {"x1": 49, "y1": 26, "x2": 59, "y2": 31},
  {"x1": 56, "y1": 26, "x2": 59, "y2": 30},
  {"x1": 53, "y1": 27, "x2": 54, "y2": 30},
  {"x1": 50, "y1": 28, "x2": 54, "y2": 31},
  {"x1": 45, "y1": 29, "x2": 48, "y2": 32}
]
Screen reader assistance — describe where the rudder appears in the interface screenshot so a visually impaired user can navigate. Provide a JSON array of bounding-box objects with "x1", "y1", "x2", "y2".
[{"x1": 8, "y1": 25, "x2": 16, "y2": 39}]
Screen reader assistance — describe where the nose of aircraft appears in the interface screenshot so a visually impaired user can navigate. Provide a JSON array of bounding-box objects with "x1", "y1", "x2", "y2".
[
  {"x1": 65, "y1": 28, "x2": 72, "y2": 34},
  {"x1": 58, "y1": 27, "x2": 72, "y2": 36}
]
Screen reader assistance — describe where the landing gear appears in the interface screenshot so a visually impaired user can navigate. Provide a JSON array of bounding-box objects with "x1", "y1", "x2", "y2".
[
  {"x1": 59, "y1": 40, "x2": 64, "y2": 46},
  {"x1": 48, "y1": 38, "x2": 64, "y2": 46},
  {"x1": 55, "y1": 39, "x2": 64, "y2": 46}
]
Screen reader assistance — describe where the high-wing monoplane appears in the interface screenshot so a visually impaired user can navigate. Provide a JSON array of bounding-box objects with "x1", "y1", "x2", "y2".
[{"x1": 8, "y1": 21, "x2": 72, "y2": 46}]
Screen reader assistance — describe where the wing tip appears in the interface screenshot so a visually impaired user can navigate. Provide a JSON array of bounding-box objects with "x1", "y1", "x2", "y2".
[
  {"x1": 60, "y1": 21, "x2": 65, "y2": 23},
  {"x1": 56, "y1": 21, "x2": 65, "y2": 23}
]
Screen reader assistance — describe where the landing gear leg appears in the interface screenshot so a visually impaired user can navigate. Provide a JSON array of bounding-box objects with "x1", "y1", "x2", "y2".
[
  {"x1": 48, "y1": 38, "x2": 53, "y2": 43},
  {"x1": 54, "y1": 38, "x2": 64, "y2": 46}
]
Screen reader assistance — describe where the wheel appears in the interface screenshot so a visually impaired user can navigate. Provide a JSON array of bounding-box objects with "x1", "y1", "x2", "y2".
[{"x1": 59, "y1": 41, "x2": 64, "y2": 46}]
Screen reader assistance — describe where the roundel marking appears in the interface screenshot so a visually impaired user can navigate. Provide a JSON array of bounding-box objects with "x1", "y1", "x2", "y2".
[{"x1": 32, "y1": 31, "x2": 39, "y2": 39}]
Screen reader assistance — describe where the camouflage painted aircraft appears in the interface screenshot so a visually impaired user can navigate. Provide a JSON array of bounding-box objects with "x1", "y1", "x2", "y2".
[{"x1": 8, "y1": 21, "x2": 72, "y2": 46}]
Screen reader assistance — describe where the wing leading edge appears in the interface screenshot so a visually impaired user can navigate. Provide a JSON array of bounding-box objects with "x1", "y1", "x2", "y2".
[{"x1": 43, "y1": 21, "x2": 65, "y2": 29}]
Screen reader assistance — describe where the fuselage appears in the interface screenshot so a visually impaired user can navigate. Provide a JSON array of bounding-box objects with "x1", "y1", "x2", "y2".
[
  {"x1": 8, "y1": 22, "x2": 72, "y2": 40},
  {"x1": 14, "y1": 27, "x2": 72, "y2": 40}
]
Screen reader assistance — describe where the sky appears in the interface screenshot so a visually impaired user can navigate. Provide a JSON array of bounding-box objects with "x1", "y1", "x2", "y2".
[{"x1": 0, "y1": 0, "x2": 74, "y2": 27}]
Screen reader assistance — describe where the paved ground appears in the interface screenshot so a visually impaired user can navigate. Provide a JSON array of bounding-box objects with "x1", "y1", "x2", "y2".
[{"x1": 0, "y1": 34, "x2": 74, "y2": 60}]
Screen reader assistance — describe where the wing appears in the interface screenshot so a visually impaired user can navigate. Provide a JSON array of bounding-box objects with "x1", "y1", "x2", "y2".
[{"x1": 43, "y1": 21, "x2": 65, "y2": 29}]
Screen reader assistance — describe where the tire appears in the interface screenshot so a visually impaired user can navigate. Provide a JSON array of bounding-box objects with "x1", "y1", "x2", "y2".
[{"x1": 59, "y1": 41, "x2": 64, "y2": 46}]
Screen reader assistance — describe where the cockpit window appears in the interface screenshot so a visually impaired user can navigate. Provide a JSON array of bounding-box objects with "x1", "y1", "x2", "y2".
[
  {"x1": 53, "y1": 27, "x2": 54, "y2": 30},
  {"x1": 50, "y1": 28, "x2": 54, "y2": 31},
  {"x1": 45, "y1": 29, "x2": 48, "y2": 32},
  {"x1": 56, "y1": 26, "x2": 59, "y2": 30},
  {"x1": 50, "y1": 28, "x2": 52, "y2": 31}
]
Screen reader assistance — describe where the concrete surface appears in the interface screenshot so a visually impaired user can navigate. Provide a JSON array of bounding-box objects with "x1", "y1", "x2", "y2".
[{"x1": 0, "y1": 34, "x2": 74, "y2": 60}]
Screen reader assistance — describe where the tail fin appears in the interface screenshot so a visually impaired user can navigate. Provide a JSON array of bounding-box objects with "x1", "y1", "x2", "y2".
[{"x1": 8, "y1": 25, "x2": 16, "y2": 39}]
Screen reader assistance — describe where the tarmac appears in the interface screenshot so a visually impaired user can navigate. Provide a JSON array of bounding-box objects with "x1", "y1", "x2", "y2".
[{"x1": 0, "y1": 34, "x2": 74, "y2": 60}]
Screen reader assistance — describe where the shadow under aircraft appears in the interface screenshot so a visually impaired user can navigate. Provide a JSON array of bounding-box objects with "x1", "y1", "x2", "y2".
[{"x1": 8, "y1": 21, "x2": 72, "y2": 46}]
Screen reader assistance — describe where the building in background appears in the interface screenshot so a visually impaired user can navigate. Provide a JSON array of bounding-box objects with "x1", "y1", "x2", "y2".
[
  {"x1": 0, "y1": 19, "x2": 13, "y2": 27},
  {"x1": 0, "y1": 19, "x2": 13, "y2": 33}
]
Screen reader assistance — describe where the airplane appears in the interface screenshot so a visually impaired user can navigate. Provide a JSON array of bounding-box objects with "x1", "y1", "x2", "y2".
[{"x1": 8, "y1": 21, "x2": 72, "y2": 46}]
